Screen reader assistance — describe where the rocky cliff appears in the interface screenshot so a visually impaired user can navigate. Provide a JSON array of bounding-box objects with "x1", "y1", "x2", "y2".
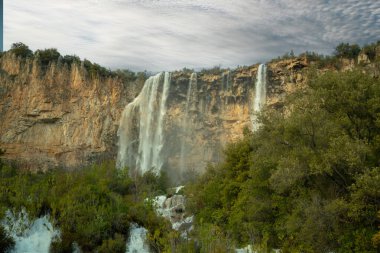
[
  {"x1": 1, "y1": 46, "x2": 379, "y2": 176},
  {"x1": 0, "y1": 52, "x2": 144, "y2": 170},
  {"x1": 116, "y1": 59, "x2": 311, "y2": 181}
]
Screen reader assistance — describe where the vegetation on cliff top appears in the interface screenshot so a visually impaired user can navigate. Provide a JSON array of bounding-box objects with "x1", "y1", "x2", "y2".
[
  {"x1": 273, "y1": 41, "x2": 380, "y2": 70},
  {"x1": 187, "y1": 69, "x2": 380, "y2": 252},
  {"x1": 5, "y1": 42, "x2": 147, "y2": 82}
]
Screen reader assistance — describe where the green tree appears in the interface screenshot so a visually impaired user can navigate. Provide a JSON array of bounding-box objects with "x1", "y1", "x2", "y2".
[
  {"x1": 334, "y1": 42, "x2": 361, "y2": 59},
  {"x1": 10, "y1": 42, "x2": 33, "y2": 58},
  {"x1": 35, "y1": 48, "x2": 61, "y2": 66}
]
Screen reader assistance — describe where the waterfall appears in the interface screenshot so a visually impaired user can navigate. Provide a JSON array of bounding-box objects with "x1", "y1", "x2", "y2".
[
  {"x1": 235, "y1": 245, "x2": 254, "y2": 253},
  {"x1": 125, "y1": 224, "x2": 150, "y2": 253},
  {"x1": 222, "y1": 71, "x2": 231, "y2": 91},
  {"x1": 179, "y1": 73, "x2": 197, "y2": 177},
  {"x1": 221, "y1": 71, "x2": 231, "y2": 109},
  {"x1": 117, "y1": 72, "x2": 171, "y2": 175},
  {"x1": 2, "y1": 209, "x2": 60, "y2": 253},
  {"x1": 251, "y1": 64, "x2": 267, "y2": 131}
]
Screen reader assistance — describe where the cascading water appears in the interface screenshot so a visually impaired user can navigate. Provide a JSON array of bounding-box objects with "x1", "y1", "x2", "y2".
[
  {"x1": 2, "y1": 209, "x2": 60, "y2": 253},
  {"x1": 179, "y1": 73, "x2": 197, "y2": 176},
  {"x1": 251, "y1": 64, "x2": 267, "y2": 131},
  {"x1": 222, "y1": 71, "x2": 231, "y2": 91},
  {"x1": 117, "y1": 72, "x2": 171, "y2": 175},
  {"x1": 125, "y1": 224, "x2": 150, "y2": 253},
  {"x1": 235, "y1": 245, "x2": 254, "y2": 253}
]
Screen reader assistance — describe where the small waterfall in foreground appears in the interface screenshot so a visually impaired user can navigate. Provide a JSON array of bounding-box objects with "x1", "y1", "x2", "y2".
[
  {"x1": 2, "y1": 209, "x2": 60, "y2": 253},
  {"x1": 125, "y1": 224, "x2": 150, "y2": 253},
  {"x1": 251, "y1": 64, "x2": 267, "y2": 131},
  {"x1": 117, "y1": 72, "x2": 171, "y2": 175},
  {"x1": 179, "y1": 72, "x2": 197, "y2": 176}
]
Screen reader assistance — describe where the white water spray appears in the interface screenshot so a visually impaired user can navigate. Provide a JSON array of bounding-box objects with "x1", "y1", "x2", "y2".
[
  {"x1": 2, "y1": 209, "x2": 60, "y2": 253},
  {"x1": 235, "y1": 245, "x2": 255, "y2": 253},
  {"x1": 251, "y1": 64, "x2": 267, "y2": 131},
  {"x1": 125, "y1": 224, "x2": 150, "y2": 253},
  {"x1": 117, "y1": 72, "x2": 171, "y2": 175}
]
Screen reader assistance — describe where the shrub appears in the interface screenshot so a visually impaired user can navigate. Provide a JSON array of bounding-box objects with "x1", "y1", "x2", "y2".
[
  {"x1": 97, "y1": 233, "x2": 126, "y2": 253},
  {"x1": 62, "y1": 55, "x2": 81, "y2": 66},
  {"x1": 334, "y1": 42, "x2": 361, "y2": 59},
  {"x1": 35, "y1": 48, "x2": 61, "y2": 66},
  {"x1": 83, "y1": 59, "x2": 113, "y2": 78},
  {"x1": 0, "y1": 226, "x2": 15, "y2": 252},
  {"x1": 362, "y1": 44, "x2": 377, "y2": 61}
]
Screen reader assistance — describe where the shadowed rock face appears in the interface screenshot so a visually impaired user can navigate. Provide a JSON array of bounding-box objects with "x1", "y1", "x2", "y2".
[{"x1": 0, "y1": 52, "x2": 314, "y2": 174}]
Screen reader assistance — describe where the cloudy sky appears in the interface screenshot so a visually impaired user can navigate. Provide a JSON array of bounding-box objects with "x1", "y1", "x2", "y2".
[{"x1": 4, "y1": 0, "x2": 380, "y2": 71}]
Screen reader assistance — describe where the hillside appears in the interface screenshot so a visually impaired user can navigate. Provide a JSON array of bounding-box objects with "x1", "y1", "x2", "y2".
[{"x1": 0, "y1": 41, "x2": 379, "y2": 252}]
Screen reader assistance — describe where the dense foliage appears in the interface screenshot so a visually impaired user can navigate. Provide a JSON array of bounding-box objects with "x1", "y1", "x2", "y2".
[
  {"x1": 0, "y1": 160, "x2": 174, "y2": 252},
  {"x1": 188, "y1": 70, "x2": 380, "y2": 252}
]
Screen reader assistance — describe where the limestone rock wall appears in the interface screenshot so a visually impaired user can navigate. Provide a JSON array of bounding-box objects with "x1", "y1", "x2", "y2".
[
  {"x1": 0, "y1": 53, "x2": 144, "y2": 169},
  {"x1": 3, "y1": 50, "x2": 365, "y2": 173}
]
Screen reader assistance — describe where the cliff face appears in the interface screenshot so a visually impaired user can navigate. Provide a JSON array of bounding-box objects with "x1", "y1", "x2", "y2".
[
  {"x1": 116, "y1": 59, "x2": 310, "y2": 181},
  {"x1": 1, "y1": 47, "x2": 378, "y2": 175},
  {"x1": 0, "y1": 53, "x2": 144, "y2": 170}
]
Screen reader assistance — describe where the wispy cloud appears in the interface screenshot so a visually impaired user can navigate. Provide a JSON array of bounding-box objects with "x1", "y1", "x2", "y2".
[{"x1": 4, "y1": 0, "x2": 380, "y2": 71}]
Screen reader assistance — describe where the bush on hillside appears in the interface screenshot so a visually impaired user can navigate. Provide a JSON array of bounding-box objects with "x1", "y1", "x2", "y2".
[
  {"x1": 10, "y1": 42, "x2": 33, "y2": 58},
  {"x1": 35, "y1": 48, "x2": 61, "y2": 66}
]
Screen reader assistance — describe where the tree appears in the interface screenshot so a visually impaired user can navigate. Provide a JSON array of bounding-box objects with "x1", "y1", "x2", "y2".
[
  {"x1": 35, "y1": 48, "x2": 61, "y2": 66},
  {"x1": 10, "y1": 42, "x2": 33, "y2": 58},
  {"x1": 334, "y1": 42, "x2": 361, "y2": 59}
]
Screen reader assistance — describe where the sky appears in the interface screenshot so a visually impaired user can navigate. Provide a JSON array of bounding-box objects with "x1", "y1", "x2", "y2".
[{"x1": 4, "y1": 0, "x2": 380, "y2": 71}]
